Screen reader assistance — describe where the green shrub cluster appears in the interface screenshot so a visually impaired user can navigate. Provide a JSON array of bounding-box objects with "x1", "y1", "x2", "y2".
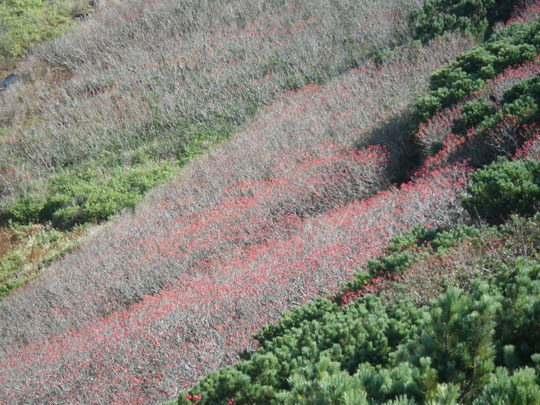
[
  {"x1": 5, "y1": 162, "x2": 174, "y2": 229},
  {"x1": 336, "y1": 225, "x2": 482, "y2": 301},
  {"x1": 452, "y1": 98, "x2": 497, "y2": 134},
  {"x1": 178, "y1": 237, "x2": 540, "y2": 404},
  {"x1": 448, "y1": 73, "x2": 539, "y2": 137},
  {"x1": 411, "y1": 0, "x2": 514, "y2": 43},
  {"x1": 0, "y1": 0, "x2": 90, "y2": 60},
  {"x1": 481, "y1": 73, "x2": 540, "y2": 130},
  {"x1": 414, "y1": 19, "x2": 540, "y2": 121},
  {"x1": 463, "y1": 157, "x2": 540, "y2": 224},
  {"x1": 0, "y1": 279, "x2": 25, "y2": 298}
]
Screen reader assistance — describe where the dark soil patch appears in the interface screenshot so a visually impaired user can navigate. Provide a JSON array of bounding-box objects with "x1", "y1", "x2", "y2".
[{"x1": 0, "y1": 226, "x2": 17, "y2": 259}]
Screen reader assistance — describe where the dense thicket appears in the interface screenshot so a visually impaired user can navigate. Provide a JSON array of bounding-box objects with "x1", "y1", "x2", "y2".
[
  {"x1": 0, "y1": 0, "x2": 533, "y2": 232},
  {"x1": 0, "y1": 0, "x2": 432, "y2": 298},
  {"x1": 178, "y1": 216, "x2": 540, "y2": 404},
  {"x1": 174, "y1": 16, "x2": 540, "y2": 403},
  {"x1": 0, "y1": 1, "x2": 539, "y2": 404},
  {"x1": 463, "y1": 157, "x2": 540, "y2": 223},
  {"x1": 0, "y1": 0, "x2": 423, "y2": 227},
  {"x1": 414, "y1": 19, "x2": 540, "y2": 121},
  {"x1": 411, "y1": 0, "x2": 517, "y2": 42},
  {"x1": 0, "y1": 14, "x2": 474, "y2": 403}
]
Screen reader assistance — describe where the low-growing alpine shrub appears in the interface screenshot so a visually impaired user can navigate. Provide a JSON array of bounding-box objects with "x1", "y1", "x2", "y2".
[
  {"x1": 5, "y1": 162, "x2": 174, "y2": 228},
  {"x1": 411, "y1": 0, "x2": 502, "y2": 42},
  {"x1": 453, "y1": 98, "x2": 497, "y2": 134},
  {"x1": 463, "y1": 156, "x2": 540, "y2": 224},
  {"x1": 179, "y1": 239, "x2": 540, "y2": 404},
  {"x1": 414, "y1": 18, "x2": 540, "y2": 121},
  {"x1": 411, "y1": 0, "x2": 511, "y2": 43}
]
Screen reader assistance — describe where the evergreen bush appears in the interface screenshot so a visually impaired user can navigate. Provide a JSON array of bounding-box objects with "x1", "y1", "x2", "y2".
[
  {"x1": 414, "y1": 19, "x2": 540, "y2": 122},
  {"x1": 411, "y1": 0, "x2": 516, "y2": 43},
  {"x1": 6, "y1": 162, "x2": 174, "y2": 228},
  {"x1": 178, "y1": 220, "x2": 540, "y2": 404},
  {"x1": 463, "y1": 157, "x2": 540, "y2": 224}
]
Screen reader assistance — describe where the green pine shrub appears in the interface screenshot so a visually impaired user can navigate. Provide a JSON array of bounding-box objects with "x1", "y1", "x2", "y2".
[
  {"x1": 411, "y1": 0, "x2": 518, "y2": 43},
  {"x1": 453, "y1": 99, "x2": 497, "y2": 134},
  {"x1": 463, "y1": 157, "x2": 540, "y2": 224},
  {"x1": 473, "y1": 367, "x2": 540, "y2": 404},
  {"x1": 275, "y1": 356, "x2": 369, "y2": 405},
  {"x1": 411, "y1": 287, "x2": 499, "y2": 401},
  {"x1": 414, "y1": 19, "x2": 540, "y2": 121}
]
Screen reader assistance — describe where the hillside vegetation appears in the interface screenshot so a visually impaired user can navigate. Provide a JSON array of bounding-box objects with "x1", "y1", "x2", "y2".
[
  {"x1": 173, "y1": 2, "x2": 540, "y2": 403},
  {"x1": 0, "y1": 0, "x2": 539, "y2": 404},
  {"x1": 0, "y1": 0, "x2": 92, "y2": 62},
  {"x1": 1, "y1": 0, "x2": 427, "y2": 293},
  {"x1": 180, "y1": 215, "x2": 540, "y2": 404}
]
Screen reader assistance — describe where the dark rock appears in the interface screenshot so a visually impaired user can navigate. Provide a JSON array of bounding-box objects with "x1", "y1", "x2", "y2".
[
  {"x1": 74, "y1": 12, "x2": 91, "y2": 21},
  {"x1": 0, "y1": 73, "x2": 21, "y2": 91}
]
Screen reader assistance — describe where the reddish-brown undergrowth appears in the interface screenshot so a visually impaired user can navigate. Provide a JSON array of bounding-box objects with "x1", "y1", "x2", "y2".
[
  {"x1": 0, "y1": 162, "x2": 469, "y2": 404},
  {"x1": 0, "y1": 2, "x2": 486, "y2": 401},
  {"x1": 0, "y1": 37, "x2": 476, "y2": 403},
  {"x1": 0, "y1": 227, "x2": 17, "y2": 260},
  {"x1": 506, "y1": 0, "x2": 540, "y2": 26}
]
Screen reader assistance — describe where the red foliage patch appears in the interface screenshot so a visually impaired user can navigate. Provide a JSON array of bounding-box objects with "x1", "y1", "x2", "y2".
[{"x1": 0, "y1": 30, "x2": 474, "y2": 404}]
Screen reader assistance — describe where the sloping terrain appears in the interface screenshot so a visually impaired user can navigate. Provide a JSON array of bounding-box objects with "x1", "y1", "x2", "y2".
[
  {"x1": 0, "y1": 36, "x2": 474, "y2": 403},
  {"x1": 0, "y1": 0, "x2": 539, "y2": 404},
  {"x1": 0, "y1": 0, "x2": 424, "y2": 295}
]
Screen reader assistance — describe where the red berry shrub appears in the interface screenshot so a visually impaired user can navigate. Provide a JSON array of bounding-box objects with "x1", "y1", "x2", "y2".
[{"x1": 506, "y1": 0, "x2": 540, "y2": 26}]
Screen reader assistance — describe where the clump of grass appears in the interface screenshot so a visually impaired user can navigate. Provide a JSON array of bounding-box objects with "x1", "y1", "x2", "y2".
[
  {"x1": 0, "y1": 221, "x2": 88, "y2": 298},
  {"x1": 5, "y1": 161, "x2": 175, "y2": 229},
  {"x1": 0, "y1": 0, "x2": 94, "y2": 63}
]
